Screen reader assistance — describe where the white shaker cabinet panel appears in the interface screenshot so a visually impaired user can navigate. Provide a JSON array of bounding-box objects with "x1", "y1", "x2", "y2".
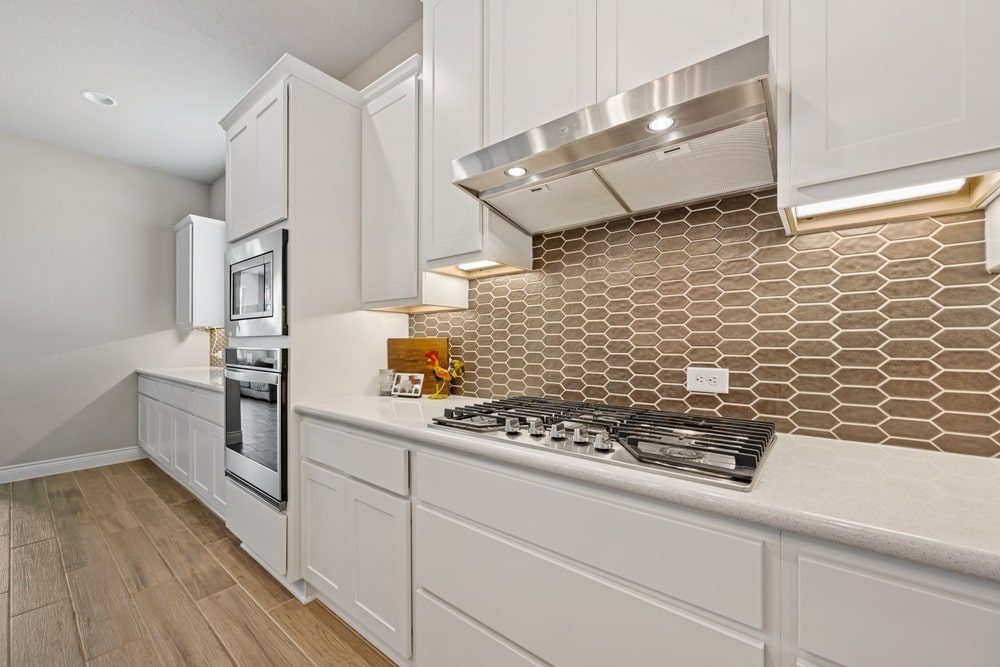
[
  {"x1": 170, "y1": 407, "x2": 191, "y2": 485},
  {"x1": 596, "y1": 0, "x2": 764, "y2": 100},
  {"x1": 422, "y1": 0, "x2": 486, "y2": 261},
  {"x1": 785, "y1": 0, "x2": 1000, "y2": 191},
  {"x1": 137, "y1": 394, "x2": 153, "y2": 457},
  {"x1": 154, "y1": 401, "x2": 173, "y2": 467},
  {"x1": 301, "y1": 461, "x2": 412, "y2": 657},
  {"x1": 190, "y1": 415, "x2": 225, "y2": 516},
  {"x1": 301, "y1": 461, "x2": 351, "y2": 608},
  {"x1": 486, "y1": 0, "x2": 597, "y2": 142},
  {"x1": 226, "y1": 80, "x2": 288, "y2": 242},
  {"x1": 175, "y1": 221, "x2": 192, "y2": 326},
  {"x1": 362, "y1": 72, "x2": 420, "y2": 304},
  {"x1": 783, "y1": 536, "x2": 1000, "y2": 667}
]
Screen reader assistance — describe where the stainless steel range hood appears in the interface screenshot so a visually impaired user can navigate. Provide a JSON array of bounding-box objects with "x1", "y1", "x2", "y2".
[{"x1": 453, "y1": 37, "x2": 775, "y2": 235}]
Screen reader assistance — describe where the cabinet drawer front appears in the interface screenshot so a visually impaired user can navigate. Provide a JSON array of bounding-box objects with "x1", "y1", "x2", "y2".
[
  {"x1": 414, "y1": 507, "x2": 764, "y2": 667},
  {"x1": 168, "y1": 384, "x2": 191, "y2": 412},
  {"x1": 225, "y1": 479, "x2": 286, "y2": 575},
  {"x1": 798, "y1": 557, "x2": 1000, "y2": 667},
  {"x1": 415, "y1": 591, "x2": 544, "y2": 667},
  {"x1": 138, "y1": 375, "x2": 156, "y2": 398},
  {"x1": 301, "y1": 420, "x2": 408, "y2": 495},
  {"x1": 190, "y1": 390, "x2": 223, "y2": 426},
  {"x1": 154, "y1": 380, "x2": 173, "y2": 404},
  {"x1": 416, "y1": 453, "x2": 765, "y2": 628}
]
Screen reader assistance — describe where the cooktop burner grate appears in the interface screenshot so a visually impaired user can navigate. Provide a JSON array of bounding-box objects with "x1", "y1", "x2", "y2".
[{"x1": 430, "y1": 396, "x2": 776, "y2": 490}]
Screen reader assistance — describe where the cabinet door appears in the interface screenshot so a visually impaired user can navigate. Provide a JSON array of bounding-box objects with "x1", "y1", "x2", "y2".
[
  {"x1": 137, "y1": 394, "x2": 151, "y2": 455},
  {"x1": 596, "y1": 0, "x2": 764, "y2": 99},
  {"x1": 226, "y1": 81, "x2": 288, "y2": 241},
  {"x1": 301, "y1": 462, "x2": 351, "y2": 607},
  {"x1": 175, "y1": 223, "x2": 192, "y2": 326},
  {"x1": 211, "y1": 423, "x2": 226, "y2": 514},
  {"x1": 422, "y1": 0, "x2": 486, "y2": 261},
  {"x1": 362, "y1": 74, "x2": 420, "y2": 304},
  {"x1": 155, "y1": 402, "x2": 173, "y2": 466},
  {"x1": 787, "y1": 0, "x2": 1000, "y2": 188},
  {"x1": 171, "y1": 408, "x2": 191, "y2": 483},
  {"x1": 486, "y1": 0, "x2": 597, "y2": 142},
  {"x1": 190, "y1": 416, "x2": 214, "y2": 504},
  {"x1": 346, "y1": 478, "x2": 412, "y2": 659}
]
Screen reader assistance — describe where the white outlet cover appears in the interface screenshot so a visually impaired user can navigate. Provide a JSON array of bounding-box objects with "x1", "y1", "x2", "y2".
[{"x1": 686, "y1": 367, "x2": 729, "y2": 394}]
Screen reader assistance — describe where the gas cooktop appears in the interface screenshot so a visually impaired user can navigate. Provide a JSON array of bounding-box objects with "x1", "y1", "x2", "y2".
[{"x1": 430, "y1": 396, "x2": 776, "y2": 491}]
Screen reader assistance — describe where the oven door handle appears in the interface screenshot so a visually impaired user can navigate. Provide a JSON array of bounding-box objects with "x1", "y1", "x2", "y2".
[{"x1": 224, "y1": 368, "x2": 281, "y2": 385}]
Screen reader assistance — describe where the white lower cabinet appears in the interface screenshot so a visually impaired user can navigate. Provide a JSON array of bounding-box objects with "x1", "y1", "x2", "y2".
[
  {"x1": 301, "y1": 459, "x2": 412, "y2": 659},
  {"x1": 171, "y1": 408, "x2": 191, "y2": 484},
  {"x1": 137, "y1": 374, "x2": 226, "y2": 519},
  {"x1": 295, "y1": 417, "x2": 1000, "y2": 667},
  {"x1": 782, "y1": 536, "x2": 1000, "y2": 667},
  {"x1": 154, "y1": 401, "x2": 173, "y2": 466},
  {"x1": 191, "y1": 416, "x2": 226, "y2": 516}
]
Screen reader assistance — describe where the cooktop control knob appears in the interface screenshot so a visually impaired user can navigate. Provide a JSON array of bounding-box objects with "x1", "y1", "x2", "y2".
[
  {"x1": 593, "y1": 433, "x2": 613, "y2": 451},
  {"x1": 572, "y1": 427, "x2": 590, "y2": 445},
  {"x1": 549, "y1": 424, "x2": 566, "y2": 440},
  {"x1": 505, "y1": 417, "x2": 521, "y2": 435},
  {"x1": 528, "y1": 418, "x2": 545, "y2": 436}
]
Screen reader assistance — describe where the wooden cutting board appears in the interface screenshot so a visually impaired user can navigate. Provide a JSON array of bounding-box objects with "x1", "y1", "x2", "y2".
[{"x1": 386, "y1": 337, "x2": 449, "y2": 395}]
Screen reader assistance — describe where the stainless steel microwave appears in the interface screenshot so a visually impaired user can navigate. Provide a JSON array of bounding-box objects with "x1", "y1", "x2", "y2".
[{"x1": 226, "y1": 229, "x2": 287, "y2": 338}]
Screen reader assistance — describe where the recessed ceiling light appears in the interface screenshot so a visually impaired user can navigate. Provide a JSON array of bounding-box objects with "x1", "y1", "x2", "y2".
[
  {"x1": 646, "y1": 115, "x2": 675, "y2": 132},
  {"x1": 457, "y1": 260, "x2": 501, "y2": 271},
  {"x1": 81, "y1": 90, "x2": 117, "y2": 107},
  {"x1": 505, "y1": 166, "x2": 528, "y2": 177},
  {"x1": 794, "y1": 178, "x2": 967, "y2": 217}
]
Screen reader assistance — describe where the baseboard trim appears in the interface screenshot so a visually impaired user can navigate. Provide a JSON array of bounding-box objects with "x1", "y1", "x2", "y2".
[{"x1": 0, "y1": 445, "x2": 146, "y2": 484}]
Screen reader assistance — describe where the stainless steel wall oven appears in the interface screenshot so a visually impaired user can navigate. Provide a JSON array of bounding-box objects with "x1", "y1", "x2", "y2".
[{"x1": 224, "y1": 347, "x2": 288, "y2": 508}]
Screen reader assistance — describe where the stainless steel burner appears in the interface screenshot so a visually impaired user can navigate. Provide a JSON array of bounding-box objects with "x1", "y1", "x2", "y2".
[{"x1": 429, "y1": 396, "x2": 776, "y2": 491}]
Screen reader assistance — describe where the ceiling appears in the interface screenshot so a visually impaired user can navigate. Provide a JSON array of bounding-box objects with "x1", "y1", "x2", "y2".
[{"x1": 0, "y1": 0, "x2": 422, "y2": 182}]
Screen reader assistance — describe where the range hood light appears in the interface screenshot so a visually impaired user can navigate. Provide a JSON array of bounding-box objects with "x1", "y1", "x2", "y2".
[
  {"x1": 646, "y1": 115, "x2": 675, "y2": 132},
  {"x1": 505, "y1": 166, "x2": 528, "y2": 177},
  {"x1": 81, "y1": 90, "x2": 117, "y2": 107},
  {"x1": 457, "y1": 260, "x2": 501, "y2": 271},
  {"x1": 794, "y1": 178, "x2": 967, "y2": 218}
]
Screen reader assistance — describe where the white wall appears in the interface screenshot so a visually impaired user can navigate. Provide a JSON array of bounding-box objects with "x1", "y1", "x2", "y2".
[
  {"x1": 209, "y1": 173, "x2": 226, "y2": 220},
  {"x1": 343, "y1": 20, "x2": 422, "y2": 90},
  {"x1": 0, "y1": 130, "x2": 211, "y2": 467}
]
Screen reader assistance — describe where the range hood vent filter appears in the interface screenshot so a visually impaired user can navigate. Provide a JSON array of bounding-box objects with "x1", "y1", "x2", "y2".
[
  {"x1": 596, "y1": 119, "x2": 774, "y2": 214},
  {"x1": 488, "y1": 170, "x2": 627, "y2": 233}
]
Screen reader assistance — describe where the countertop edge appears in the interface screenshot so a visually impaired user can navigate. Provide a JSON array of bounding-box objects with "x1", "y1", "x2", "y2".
[
  {"x1": 294, "y1": 402, "x2": 1000, "y2": 584},
  {"x1": 136, "y1": 368, "x2": 224, "y2": 393}
]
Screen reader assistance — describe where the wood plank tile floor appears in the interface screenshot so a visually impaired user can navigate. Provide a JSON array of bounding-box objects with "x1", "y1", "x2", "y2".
[{"x1": 0, "y1": 461, "x2": 394, "y2": 666}]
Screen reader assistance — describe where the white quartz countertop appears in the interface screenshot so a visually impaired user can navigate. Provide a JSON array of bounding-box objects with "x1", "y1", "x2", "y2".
[
  {"x1": 137, "y1": 366, "x2": 224, "y2": 393},
  {"x1": 295, "y1": 395, "x2": 1000, "y2": 584}
]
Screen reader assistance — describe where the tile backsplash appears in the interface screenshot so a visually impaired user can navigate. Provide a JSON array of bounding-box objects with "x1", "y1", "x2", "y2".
[{"x1": 411, "y1": 190, "x2": 1000, "y2": 457}]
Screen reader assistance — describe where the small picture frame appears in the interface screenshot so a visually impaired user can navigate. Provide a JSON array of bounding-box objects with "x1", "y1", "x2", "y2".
[{"x1": 390, "y1": 372, "x2": 425, "y2": 398}]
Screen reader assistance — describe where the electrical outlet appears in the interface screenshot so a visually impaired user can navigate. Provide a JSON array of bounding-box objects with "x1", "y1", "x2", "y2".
[{"x1": 686, "y1": 367, "x2": 729, "y2": 394}]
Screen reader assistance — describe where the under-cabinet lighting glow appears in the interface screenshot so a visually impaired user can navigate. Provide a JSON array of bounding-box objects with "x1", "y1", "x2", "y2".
[
  {"x1": 794, "y1": 178, "x2": 967, "y2": 217},
  {"x1": 457, "y1": 260, "x2": 501, "y2": 271}
]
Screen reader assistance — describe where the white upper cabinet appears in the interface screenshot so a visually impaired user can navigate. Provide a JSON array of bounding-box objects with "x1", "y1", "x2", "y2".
[
  {"x1": 596, "y1": 0, "x2": 764, "y2": 100},
  {"x1": 777, "y1": 0, "x2": 1000, "y2": 208},
  {"x1": 361, "y1": 56, "x2": 469, "y2": 312},
  {"x1": 225, "y1": 80, "x2": 289, "y2": 242},
  {"x1": 486, "y1": 0, "x2": 597, "y2": 142},
  {"x1": 174, "y1": 215, "x2": 225, "y2": 329},
  {"x1": 422, "y1": 0, "x2": 488, "y2": 261}
]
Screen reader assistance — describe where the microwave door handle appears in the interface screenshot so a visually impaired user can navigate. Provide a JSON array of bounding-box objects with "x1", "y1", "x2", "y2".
[{"x1": 224, "y1": 368, "x2": 280, "y2": 385}]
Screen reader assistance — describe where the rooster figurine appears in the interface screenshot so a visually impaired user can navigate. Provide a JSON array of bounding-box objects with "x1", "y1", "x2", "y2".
[{"x1": 425, "y1": 351, "x2": 464, "y2": 399}]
